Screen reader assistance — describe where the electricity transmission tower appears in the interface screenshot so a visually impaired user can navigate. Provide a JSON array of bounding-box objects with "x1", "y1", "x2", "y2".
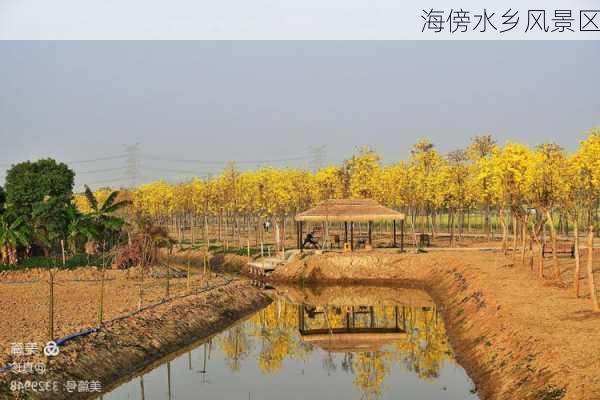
[
  {"x1": 125, "y1": 143, "x2": 140, "y2": 188},
  {"x1": 308, "y1": 145, "x2": 326, "y2": 172}
]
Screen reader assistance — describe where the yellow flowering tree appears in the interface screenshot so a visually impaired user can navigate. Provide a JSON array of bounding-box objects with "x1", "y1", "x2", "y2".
[
  {"x1": 488, "y1": 142, "x2": 532, "y2": 254},
  {"x1": 343, "y1": 146, "x2": 382, "y2": 199},
  {"x1": 569, "y1": 128, "x2": 600, "y2": 311},
  {"x1": 525, "y1": 143, "x2": 568, "y2": 278}
]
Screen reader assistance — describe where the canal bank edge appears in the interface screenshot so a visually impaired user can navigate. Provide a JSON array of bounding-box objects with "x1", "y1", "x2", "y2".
[
  {"x1": 268, "y1": 252, "x2": 583, "y2": 400},
  {"x1": 1, "y1": 280, "x2": 271, "y2": 400}
]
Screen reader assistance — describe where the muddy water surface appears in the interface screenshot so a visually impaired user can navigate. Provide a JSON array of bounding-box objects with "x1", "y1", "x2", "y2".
[{"x1": 103, "y1": 285, "x2": 478, "y2": 400}]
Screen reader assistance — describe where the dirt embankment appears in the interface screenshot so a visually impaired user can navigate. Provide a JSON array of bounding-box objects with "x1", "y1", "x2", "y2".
[
  {"x1": 1, "y1": 279, "x2": 271, "y2": 400},
  {"x1": 270, "y1": 251, "x2": 600, "y2": 400}
]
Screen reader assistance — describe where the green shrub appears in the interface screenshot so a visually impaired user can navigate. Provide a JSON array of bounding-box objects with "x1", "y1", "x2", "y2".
[{"x1": 0, "y1": 254, "x2": 106, "y2": 271}]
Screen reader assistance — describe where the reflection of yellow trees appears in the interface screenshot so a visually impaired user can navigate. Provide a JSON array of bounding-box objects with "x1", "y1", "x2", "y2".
[
  {"x1": 258, "y1": 330, "x2": 295, "y2": 373},
  {"x1": 216, "y1": 297, "x2": 456, "y2": 396},
  {"x1": 393, "y1": 307, "x2": 452, "y2": 380},
  {"x1": 251, "y1": 299, "x2": 311, "y2": 374},
  {"x1": 353, "y1": 351, "x2": 392, "y2": 400},
  {"x1": 218, "y1": 325, "x2": 251, "y2": 371}
]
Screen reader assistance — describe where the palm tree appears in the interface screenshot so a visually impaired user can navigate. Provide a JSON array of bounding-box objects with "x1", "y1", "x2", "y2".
[{"x1": 0, "y1": 214, "x2": 30, "y2": 265}]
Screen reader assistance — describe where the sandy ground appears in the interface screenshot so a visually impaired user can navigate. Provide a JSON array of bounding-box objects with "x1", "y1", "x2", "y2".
[
  {"x1": 0, "y1": 264, "x2": 224, "y2": 367},
  {"x1": 270, "y1": 250, "x2": 600, "y2": 400}
]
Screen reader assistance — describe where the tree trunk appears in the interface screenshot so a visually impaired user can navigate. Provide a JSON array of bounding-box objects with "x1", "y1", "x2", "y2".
[
  {"x1": 282, "y1": 217, "x2": 286, "y2": 253},
  {"x1": 485, "y1": 203, "x2": 491, "y2": 240},
  {"x1": 574, "y1": 217, "x2": 581, "y2": 297},
  {"x1": 521, "y1": 215, "x2": 528, "y2": 265},
  {"x1": 449, "y1": 210, "x2": 455, "y2": 248},
  {"x1": 236, "y1": 215, "x2": 241, "y2": 247},
  {"x1": 218, "y1": 210, "x2": 222, "y2": 242},
  {"x1": 274, "y1": 219, "x2": 281, "y2": 253},
  {"x1": 512, "y1": 213, "x2": 518, "y2": 258},
  {"x1": 531, "y1": 220, "x2": 544, "y2": 278},
  {"x1": 585, "y1": 225, "x2": 599, "y2": 311},
  {"x1": 467, "y1": 210, "x2": 471, "y2": 233},
  {"x1": 500, "y1": 209, "x2": 508, "y2": 255},
  {"x1": 204, "y1": 213, "x2": 209, "y2": 246},
  {"x1": 191, "y1": 216, "x2": 195, "y2": 245},
  {"x1": 545, "y1": 210, "x2": 561, "y2": 280}
]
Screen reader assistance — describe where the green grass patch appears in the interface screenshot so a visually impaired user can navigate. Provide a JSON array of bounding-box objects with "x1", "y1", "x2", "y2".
[{"x1": 0, "y1": 254, "x2": 106, "y2": 271}]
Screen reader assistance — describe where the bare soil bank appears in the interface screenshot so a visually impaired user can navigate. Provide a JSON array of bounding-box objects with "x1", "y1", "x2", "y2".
[
  {"x1": 269, "y1": 251, "x2": 600, "y2": 400},
  {"x1": 1, "y1": 280, "x2": 271, "y2": 400},
  {"x1": 0, "y1": 252, "x2": 248, "y2": 367}
]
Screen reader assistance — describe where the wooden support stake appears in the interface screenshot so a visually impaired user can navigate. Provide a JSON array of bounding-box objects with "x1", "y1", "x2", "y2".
[{"x1": 48, "y1": 269, "x2": 54, "y2": 341}]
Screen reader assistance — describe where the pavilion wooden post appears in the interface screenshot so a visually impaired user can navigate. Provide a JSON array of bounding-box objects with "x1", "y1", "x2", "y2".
[
  {"x1": 368, "y1": 221, "x2": 372, "y2": 246},
  {"x1": 350, "y1": 221, "x2": 354, "y2": 251},
  {"x1": 344, "y1": 221, "x2": 348, "y2": 246},
  {"x1": 400, "y1": 219, "x2": 405, "y2": 252},
  {"x1": 393, "y1": 220, "x2": 397, "y2": 248},
  {"x1": 299, "y1": 221, "x2": 304, "y2": 252}
]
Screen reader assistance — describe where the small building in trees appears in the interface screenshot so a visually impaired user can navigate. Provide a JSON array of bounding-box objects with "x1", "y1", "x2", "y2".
[{"x1": 294, "y1": 199, "x2": 404, "y2": 251}]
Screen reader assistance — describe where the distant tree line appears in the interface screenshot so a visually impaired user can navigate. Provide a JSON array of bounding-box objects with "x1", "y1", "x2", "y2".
[{"x1": 2, "y1": 127, "x2": 599, "y2": 310}]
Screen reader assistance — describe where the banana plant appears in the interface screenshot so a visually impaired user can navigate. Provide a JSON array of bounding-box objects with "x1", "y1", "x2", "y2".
[
  {"x1": 0, "y1": 214, "x2": 30, "y2": 265},
  {"x1": 84, "y1": 185, "x2": 131, "y2": 239}
]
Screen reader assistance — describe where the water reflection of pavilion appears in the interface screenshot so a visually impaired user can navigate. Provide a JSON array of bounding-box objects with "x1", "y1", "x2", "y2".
[{"x1": 298, "y1": 304, "x2": 407, "y2": 353}]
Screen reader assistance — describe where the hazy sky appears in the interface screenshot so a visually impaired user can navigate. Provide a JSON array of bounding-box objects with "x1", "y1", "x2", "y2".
[{"x1": 1, "y1": 41, "x2": 599, "y2": 189}]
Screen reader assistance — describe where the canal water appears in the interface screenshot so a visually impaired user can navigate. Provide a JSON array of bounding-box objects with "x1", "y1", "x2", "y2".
[{"x1": 103, "y1": 285, "x2": 478, "y2": 400}]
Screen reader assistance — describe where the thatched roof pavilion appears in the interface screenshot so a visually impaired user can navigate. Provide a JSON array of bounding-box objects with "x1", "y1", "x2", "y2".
[
  {"x1": 295, "y1": 199, "x2": 404, "y2": 222},
  {"x1": 294, "y1": 199, "x2": 405, "y2": 251}
]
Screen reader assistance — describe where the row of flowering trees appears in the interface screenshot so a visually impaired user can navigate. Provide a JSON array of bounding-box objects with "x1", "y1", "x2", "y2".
[{"x1": 73, "y1": 127, "x2": 600, "y2": 309}]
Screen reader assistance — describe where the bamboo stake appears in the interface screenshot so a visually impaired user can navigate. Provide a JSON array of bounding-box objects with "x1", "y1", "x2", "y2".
[{"x1": 98, "y1": 240, "x2": 106, "y2": 325}]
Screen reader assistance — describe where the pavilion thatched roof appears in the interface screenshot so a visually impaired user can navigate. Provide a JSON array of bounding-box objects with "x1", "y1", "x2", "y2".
[{"x1": 295, "y1": 199, "x2": 404, "y2": 222}]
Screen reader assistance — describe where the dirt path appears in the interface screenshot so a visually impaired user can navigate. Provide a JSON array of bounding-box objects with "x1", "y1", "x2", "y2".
[{"x1": 269, "y1": 251, "x2": 600, "y2": 400}]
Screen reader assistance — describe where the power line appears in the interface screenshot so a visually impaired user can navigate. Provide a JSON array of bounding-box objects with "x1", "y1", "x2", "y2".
[
  {"x1": 140, "y1": 154, "x2": 311, "y2": 165},
  {"x1": 125, "y1": 144, "x2": 140, "y2": 188},
  {"x1": 83, "y1": 176, "x2": 129, "y2": 185},
  {"x1": 76, "y1": 167, "x2": 125, "y2": 174},
  {"x1": 143, "y1": 167, "x2": 210, "y2": 175},
  {"x1": 1, "y1": 154, "x2": 128, "y2": 168},
  {"x1": 67, "y1": 154, "x2": 128, "y2": 164}
]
